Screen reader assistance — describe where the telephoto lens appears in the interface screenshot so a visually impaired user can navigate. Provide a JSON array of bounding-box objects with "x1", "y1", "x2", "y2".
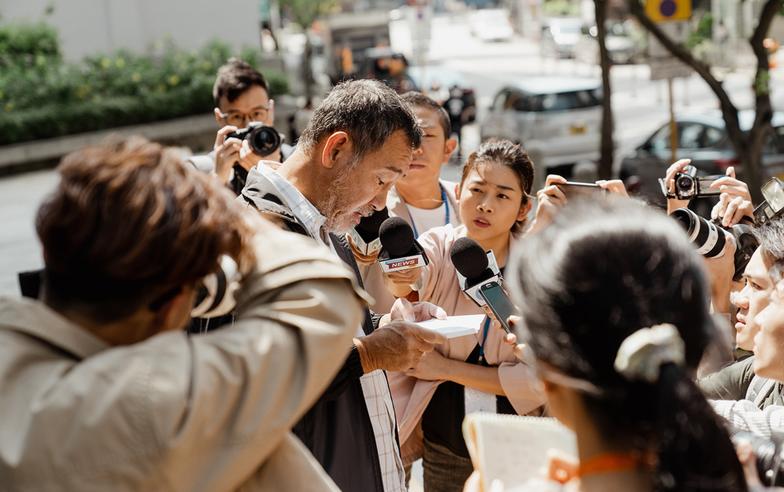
[{"x1": 671, "y1": 208, "x2": 726, "y2": 258}]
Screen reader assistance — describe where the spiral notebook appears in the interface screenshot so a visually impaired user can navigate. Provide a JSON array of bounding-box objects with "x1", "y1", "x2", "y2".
[{"x1": 462, "y1": 414, "x2": 577, "y2": 491}]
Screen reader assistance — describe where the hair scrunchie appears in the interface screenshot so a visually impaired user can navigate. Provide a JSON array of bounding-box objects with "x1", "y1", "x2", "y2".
[{"x1": 614, "y1": 324, "x2": 685, "y2": 383}]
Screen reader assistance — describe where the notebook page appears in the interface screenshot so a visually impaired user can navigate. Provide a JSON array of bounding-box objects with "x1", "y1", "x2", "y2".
[{"x1": 463, "y1": 414, "x2": 576, "y2": 490}]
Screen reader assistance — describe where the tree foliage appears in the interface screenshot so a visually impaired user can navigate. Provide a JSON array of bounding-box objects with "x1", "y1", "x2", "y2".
[{"x1": 628, "y1": 0, "x2": 783, "y2": 201}]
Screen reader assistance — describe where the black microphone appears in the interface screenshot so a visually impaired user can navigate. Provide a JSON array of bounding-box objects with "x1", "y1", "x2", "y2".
[
  {"x1": 450, "y1": 237, "x2": 516, "y2": 333},
  {"x1": 348, "y1": 208, "x2": 389, "y2": 255},
  {"x1": 378, "y1": 217, "x2": 429, "y2": 273}
]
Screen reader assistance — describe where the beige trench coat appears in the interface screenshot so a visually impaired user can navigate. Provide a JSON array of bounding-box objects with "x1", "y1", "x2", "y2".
[{"x1": 0, "y1": 222, "x2": 367, "y2": 491}]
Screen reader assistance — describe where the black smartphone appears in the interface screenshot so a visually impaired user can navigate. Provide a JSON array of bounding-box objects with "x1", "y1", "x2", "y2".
[
  {"x1": 477, "y1": 281, "x2": 518, "y2": 334},
  {"x1": 555, "y1": 181, "x2": 606, "y2": 199}
]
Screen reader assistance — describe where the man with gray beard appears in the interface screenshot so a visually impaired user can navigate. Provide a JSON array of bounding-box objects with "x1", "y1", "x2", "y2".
[{"x1": 241, "y1": 79, "x2": 447, "y2": 492}]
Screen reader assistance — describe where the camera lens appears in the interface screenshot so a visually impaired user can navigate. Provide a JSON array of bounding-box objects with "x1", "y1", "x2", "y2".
[
  {"x1": 248, "y1": 126, "x2": 281, "y2": 157},
  {"x1": 676, "y1": 175, "x2": 693, "y2": 192},
  {"x1": 671, "y1": 208, "x2": 726, "y2": 258}
]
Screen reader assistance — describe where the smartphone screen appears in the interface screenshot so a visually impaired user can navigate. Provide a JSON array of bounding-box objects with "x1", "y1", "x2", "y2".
[
  {"x1": 555, "y1": 182, "x2": 606, "y2": 199},
  {"x1": 478, "y1": 282, "x2": 518, "y2": 334}
]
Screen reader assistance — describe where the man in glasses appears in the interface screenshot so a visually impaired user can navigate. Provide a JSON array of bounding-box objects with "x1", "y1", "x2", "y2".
[{"x1": 189, "y1": 58, "x2": 291, "y2": 195}]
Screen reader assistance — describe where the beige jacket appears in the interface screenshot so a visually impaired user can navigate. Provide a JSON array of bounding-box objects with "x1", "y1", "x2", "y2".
[
  {"x1": 360, "y1": 180, "x2": 461, "y2": 313},
  {"x1": 0, "y1": 222, "x2": 367, "y2": 492}
]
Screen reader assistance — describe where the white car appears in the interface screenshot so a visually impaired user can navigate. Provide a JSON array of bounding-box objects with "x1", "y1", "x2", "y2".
[
  {"x1": 469, "y1": 9, "x2": 514, "y2": 42},
  {"x1": 540, "y1": 17, "x2": 582, "y2": 58},
  {"x1": 480, "y1": 78, "x2": 606, "y2": 188}
]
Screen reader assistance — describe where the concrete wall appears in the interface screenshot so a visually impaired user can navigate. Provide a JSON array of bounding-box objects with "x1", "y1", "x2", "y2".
[{"x1": 0, "y1": 0, "x2": 261, "y2": 60}]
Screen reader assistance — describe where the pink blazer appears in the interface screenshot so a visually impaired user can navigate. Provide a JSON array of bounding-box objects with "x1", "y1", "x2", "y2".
[{"x1": 388, "y1": 224, "x2": 545, "y2": 464}]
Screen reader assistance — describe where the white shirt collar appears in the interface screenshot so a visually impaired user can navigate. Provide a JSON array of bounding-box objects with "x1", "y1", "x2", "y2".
[{"x1": 256, "y1": 163, "x2": 328, "y2": 244}]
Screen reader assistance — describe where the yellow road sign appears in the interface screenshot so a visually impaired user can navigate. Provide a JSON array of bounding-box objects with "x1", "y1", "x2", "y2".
[{"x1": 646, "y1": 0, "x2": 691, "y2": 22}]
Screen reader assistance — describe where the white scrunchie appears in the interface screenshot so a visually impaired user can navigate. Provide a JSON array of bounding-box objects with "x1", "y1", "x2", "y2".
[{"x1": 614, "y1": 324, "x2": 686, "y2": 383}]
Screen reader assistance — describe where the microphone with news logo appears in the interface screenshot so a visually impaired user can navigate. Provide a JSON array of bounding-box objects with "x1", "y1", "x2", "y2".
[
  {"x1": 449, "y1": 237, "x2": 517, "y2": 334},
  {"x1": 347, "y1": 208, "x2": 389, "y2": 256},
  {"x1": 378, "y1": 217, "x2": 429, "y2": 290}
]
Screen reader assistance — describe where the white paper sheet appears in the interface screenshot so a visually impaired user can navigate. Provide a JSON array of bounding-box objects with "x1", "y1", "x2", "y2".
[{"x1": 418, "y1": 314, "x2": 484, "y2": 339}]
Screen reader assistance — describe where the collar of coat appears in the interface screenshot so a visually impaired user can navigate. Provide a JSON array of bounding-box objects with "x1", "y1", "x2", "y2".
[{"x1": 0, "y1": 296, "x2": 109, "y2": 359}]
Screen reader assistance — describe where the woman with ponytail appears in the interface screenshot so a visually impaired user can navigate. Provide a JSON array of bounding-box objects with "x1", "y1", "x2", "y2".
[{"x1": 504, "y1": 197, "x2": 748, "y2": 491}]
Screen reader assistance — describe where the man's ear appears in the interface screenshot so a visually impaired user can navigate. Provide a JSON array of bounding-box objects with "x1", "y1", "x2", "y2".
[
  {"x1": 443, "y1": 137, "x2": 458, "y2": 163},
  {"x1": 517, "y1": 199, "x2": 533, "y2": 222},
  {"x1": 454, "y1": 182, "x2": 462, "y2": 201},
  {"x1": 214, "y1": 108, "x2": 224, "y2": 126},
  {"x1": 320, "y1": 131, "x2": 352, "y2": 170}
]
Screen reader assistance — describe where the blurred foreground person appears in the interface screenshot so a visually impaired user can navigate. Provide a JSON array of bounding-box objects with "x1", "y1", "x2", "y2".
[
  {"x1": 505, "y1": 198, "x2": 748, "y2": 491},
  {"x1": 0, "y1": 137, "x2": 366, "y2": 491}
]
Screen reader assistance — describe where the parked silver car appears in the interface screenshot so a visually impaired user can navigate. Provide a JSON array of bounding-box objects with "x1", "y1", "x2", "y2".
[
  {"x1": 480, "y1": 78, "x2": 605, "y2": 188},
  {"x1": 620, "y1": 110, "x2": 784, "y2": 207}
]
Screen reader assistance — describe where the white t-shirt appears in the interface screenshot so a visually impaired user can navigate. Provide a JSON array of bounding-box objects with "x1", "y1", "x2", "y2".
[{"x1": 406, "y1": 202, "x2": 458, "y2": 237}]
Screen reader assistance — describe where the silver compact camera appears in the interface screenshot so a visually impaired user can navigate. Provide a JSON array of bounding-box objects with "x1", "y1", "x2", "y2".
[{"x1": 660, "y1": 165, "x2": 723, "y2": 200}]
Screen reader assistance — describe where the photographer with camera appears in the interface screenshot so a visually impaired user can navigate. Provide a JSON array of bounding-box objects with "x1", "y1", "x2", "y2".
[
  {"x1": 660, "y1": 159, "x2": 759, "y2": 318},
  {"x1": 699, "y1": 217, "x2": 784, "y2": 397},
  {"x1": 188, "y1": 58, "x2": 291, "y2": 195},
  {"x1": 0, "y1": 137, "x2": 368, "y2": 490}
]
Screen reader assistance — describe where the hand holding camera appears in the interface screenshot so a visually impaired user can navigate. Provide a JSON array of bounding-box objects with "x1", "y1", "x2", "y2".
[
  {"x1": 661, "y1": 159, "x2": 697, "y2": 213},
  {"x1": 709, "y1": 167, "x2": 754, "y2": 227},
  {"x1": 213, "y1": 120, "x2": 282, "y2": 184},
  {"x1": 529, "y1": 175, "x2": 569, "y2": 234},
  {"x1": 529, "y1": 176, "x2": 627, "y2": 234}
]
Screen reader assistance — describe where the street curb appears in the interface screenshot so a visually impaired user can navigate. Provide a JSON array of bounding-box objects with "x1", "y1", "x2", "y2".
[{"x1": 0, "y1": 114, "x2": 217, "y2": 177}]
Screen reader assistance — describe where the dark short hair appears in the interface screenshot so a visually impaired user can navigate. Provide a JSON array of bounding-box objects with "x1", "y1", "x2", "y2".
[
  {"x1": 757, "y1": 217, "x2": 784, "y2": 283},
  {"x1": 460, "y1": 139, "x2": 534, "y2": 234},
  {"x1": 298, "y1": 79, "x2": 422, "y2": 159},
  {"x1": 400, "y1": 91, "x2": 451, "y2": 139},
  {"x1": 755, "y1": 216, "x2": 784, "y2": 263},
  {"x1": 212, "y1": 58, "x2": 269, "y2": 107},
  {"x1": 36, "y1": 136, "x2": 253, "y2": 322}
]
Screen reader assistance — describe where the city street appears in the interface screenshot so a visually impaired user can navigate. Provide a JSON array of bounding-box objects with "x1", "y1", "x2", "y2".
[{"x1": 2, "y1": 10, "x2": 783, "y2": 296}]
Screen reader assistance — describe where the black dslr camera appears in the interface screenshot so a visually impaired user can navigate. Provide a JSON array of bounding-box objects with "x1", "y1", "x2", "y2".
[
  {"x1": 660, "y1": 165, "x2": 723, "y2": 200},
  {"x1": 754, "y1": 177, "x2": 784, "y2": 226},
  {"x1": 228, "y1": 122, "x2": 281, "y2": 157}
]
